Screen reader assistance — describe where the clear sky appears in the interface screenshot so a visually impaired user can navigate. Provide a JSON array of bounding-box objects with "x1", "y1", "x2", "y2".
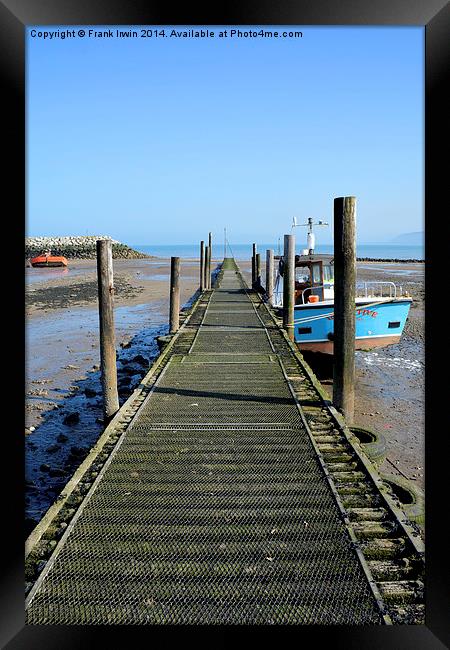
[{"x1": 27, "y1": 26, "x2": 423, "y2": 245}]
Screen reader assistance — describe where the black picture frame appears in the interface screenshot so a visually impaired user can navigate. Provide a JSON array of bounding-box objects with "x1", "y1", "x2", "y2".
[{"x1": 2, "y1": 1, "x2": 448, "y2": 647}]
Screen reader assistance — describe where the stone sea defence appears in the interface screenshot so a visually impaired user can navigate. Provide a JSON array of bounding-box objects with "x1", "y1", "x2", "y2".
[
  {"x1": 356, "y1": 257, "x2": 424, "y2": 263},
  {"x1": 25, "y1": 236, "x2": 149, "y2": 260}
]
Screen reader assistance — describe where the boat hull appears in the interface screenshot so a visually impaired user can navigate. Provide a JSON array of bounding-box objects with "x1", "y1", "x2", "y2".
[
  {"x1": 30, "y1": 256, "x2": 68, "y2": 268},
  {"x1": 298, "y1": 334, "x2": 402, "y2": 354},
  {"x1": 293, "y1": 299, "x2": 412, "y2": 355}
]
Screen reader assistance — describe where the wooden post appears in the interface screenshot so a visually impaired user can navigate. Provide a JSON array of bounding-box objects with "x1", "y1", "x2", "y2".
[
  {"x1": 208, "y1": 232, "x2": 212, "y2": 288},
  {"x1": 169, "y1": 256, "x2": 180, "y2": 334},
  {"x1": 333, "y1": 196, "x2": 356, "y2": 423},
  {"x1": 283, "y1": 234, "x2": 295, "y2": 341},
  {"x1": 266, "y1": 249, "x2": 274, "y2": 304},
  {"x1": 252, "y1": 243, "x2": 257, "y2": 285},
  {"x1": 204, "y1": 245, "x2": 209, "y2": 290},
  {"x1": 200, "y1": 240, "x2": 205, "y2": 291},
  {"x1": 255, "y1": 253, "x2": 261, "y2": 287},
  {"x1": 206, "y1": 245, "x2": 210, "y2": 289},
  {"x1": 96, "y1": 239, "x2": 119, "y2": 422}
]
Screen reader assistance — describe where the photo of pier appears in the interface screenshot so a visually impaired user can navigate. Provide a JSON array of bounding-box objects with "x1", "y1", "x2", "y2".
[{"x1": 22, "y1": 21, "x2": 429, "y2": 629}]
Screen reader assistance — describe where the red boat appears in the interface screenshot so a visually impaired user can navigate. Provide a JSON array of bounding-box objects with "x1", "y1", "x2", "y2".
[{"x1": 30, "y1": 252, "x2": 68, "y2": 268}]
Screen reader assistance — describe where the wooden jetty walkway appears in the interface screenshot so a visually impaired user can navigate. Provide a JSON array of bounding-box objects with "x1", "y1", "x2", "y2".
[{"x1": 25, "y1": 258, "x2": 424, "y2": 625}]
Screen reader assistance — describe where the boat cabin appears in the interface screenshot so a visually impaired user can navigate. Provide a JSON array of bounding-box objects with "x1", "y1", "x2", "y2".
[{"x1": 276, "y1": 253, "x2": 334, "y2": 304}]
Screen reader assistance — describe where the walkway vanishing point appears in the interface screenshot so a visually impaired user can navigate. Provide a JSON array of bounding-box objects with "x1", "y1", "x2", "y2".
[{"x1": 25, "y1": 258, "x2": 424, "y2": 625}]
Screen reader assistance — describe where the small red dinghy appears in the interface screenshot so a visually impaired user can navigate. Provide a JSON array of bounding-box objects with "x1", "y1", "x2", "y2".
[{"x1": 30, "y1": 251, "x2": 68, "y2": 268}]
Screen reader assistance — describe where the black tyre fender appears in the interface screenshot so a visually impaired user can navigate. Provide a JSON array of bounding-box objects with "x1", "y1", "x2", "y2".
[
  {"x1": 350, "y1": 426, "x2": 387, "y2": 467},
  {"x1": 380, "y1": 472, "x2": 425, "y2": 526}
]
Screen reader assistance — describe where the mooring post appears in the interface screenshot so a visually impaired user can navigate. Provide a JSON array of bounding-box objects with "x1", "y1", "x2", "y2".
[
  {"x1": 169, "y1": 256, "x2": 180, "y2": 334},
  {"x1": 255, "y1": 253, "x2": 261, "y2": 288},
  {"x1": 283, "y1": 234, "x2": 295, "y2": 341},
  {"x1": 252, "y1": 243, "x2": 257, "y2": 286},
  {"x1": 96, "y1": 239, "x2": 119, "y2": 423},
  {"x1": 208, "y1": 232, "x2": 212, "y2": 288},
  {"x1": 200, "y1": 240, "x2": 205, "y2": 291},
  {"x1": 266, "y1": 249, "x2": 274, "y2": 305},
  {"x1": 204, "y1": 245, "x2": 209, "y2": 290},
  {"x1": 333, "y1": 196, "x2": 356, "y2": 423}
]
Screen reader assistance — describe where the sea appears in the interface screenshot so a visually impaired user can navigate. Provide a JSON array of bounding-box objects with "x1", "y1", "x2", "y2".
[{"x1": 129, "y1": 243, "x2": 424, "y2": 261}]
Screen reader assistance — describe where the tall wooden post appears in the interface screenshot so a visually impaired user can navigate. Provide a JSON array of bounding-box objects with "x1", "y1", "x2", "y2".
[
  {"x1": 252, "y1": 243, "x2": 257, "y2": 285},
  {"x1": 169, "y1": 256, "x2": 180, "y2": 334},
  {"x1": 283, "y1": 234, "x2": 295, "y2": 341},
  {"x1": 200, "y1": 240, "x2": 205, "y2": 291},
  {"x1": 208, "y1": 232, "x2": 212, "y2": 288},
  {"x1": 333, "y1": 196, "x2": 356, "y2": 423},
  {"x1": 224, "y1": 227, "x2": 227, "y2": 259},
  {"x1": 96, "y1": 239, "x2": 119, "y2": 422},
  {"x1": 204, "y1": 245, "x2": 209, "y2": 290},
  {"x1": 266, "y1": 249, "x2": 274, "y2": 305},
  {"x1": 255, "y1": 253, "x2": 261, "y2": 287},
  {"x1": 209, "y1": 244, "x2": 212, "y2": 288}
]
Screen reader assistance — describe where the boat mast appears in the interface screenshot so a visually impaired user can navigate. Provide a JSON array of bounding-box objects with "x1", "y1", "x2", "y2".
[{"x1": 292, "y1": 217, "x2": 329, "y2": 254}]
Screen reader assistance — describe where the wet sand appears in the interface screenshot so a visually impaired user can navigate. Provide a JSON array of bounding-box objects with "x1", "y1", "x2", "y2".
[
  {"x1": 353, "y1": 337, "x2": 424, "y2": 489},
  {"x1": 25, "y1": 257, "x2": 206, "y2": 426},
  {"x1": 25, "y1": 256, "x2": 424, "y2": 535},
  {"x1": 339, "y1": 262, "x2": 424, "y2": 492}
]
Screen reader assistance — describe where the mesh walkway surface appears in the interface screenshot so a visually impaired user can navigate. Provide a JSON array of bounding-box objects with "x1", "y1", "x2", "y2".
[{"x1": 26, "y1": 259, "x2": 383, "y2": 625}]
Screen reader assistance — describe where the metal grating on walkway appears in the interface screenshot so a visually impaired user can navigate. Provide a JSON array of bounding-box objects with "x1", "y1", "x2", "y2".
[{"x1": 26, "y1": 260, "x2": 383, "y2": 625}]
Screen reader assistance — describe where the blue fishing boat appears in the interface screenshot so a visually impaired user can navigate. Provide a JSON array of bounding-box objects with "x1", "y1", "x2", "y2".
[{"x1": 272, "y1": 220, "x2": 412, "y2": 354}]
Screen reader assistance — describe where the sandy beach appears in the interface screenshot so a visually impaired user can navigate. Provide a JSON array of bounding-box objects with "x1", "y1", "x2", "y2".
[{"x1": 25, "y1": 256, "x2": 424, "y2": 536}]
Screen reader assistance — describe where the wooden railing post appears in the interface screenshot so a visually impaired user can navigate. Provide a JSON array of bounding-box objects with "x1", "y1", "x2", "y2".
[
  {"x1": 283, "y1": 234, "x2": 295, "y2": 341},
  {"x1": 255, "y1": 253, "x2": 261, "y2": 287},
  {"x1": 169, "y1": 256, "x2": 180, "y2": 334},
  {"x1": 266, "y1": 249, "x2": 274, "y2": 305},
  {"x1": 204, "y1": 245, "x2": 209, "y2": 290},
  {"x1": 200, "y1": 240, "x2": 205, "y2": 291},
  {"x1": 333, "y1": 196, "x2": 356, "y2": 423},
  {"x1": 96, "y1": 239, "x2": 119, "y2": 422}
]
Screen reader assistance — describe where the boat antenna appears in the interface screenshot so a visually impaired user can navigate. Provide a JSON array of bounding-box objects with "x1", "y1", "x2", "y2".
[{"x1": 292, "y1": 216, "x2": 329, "y2": 254}]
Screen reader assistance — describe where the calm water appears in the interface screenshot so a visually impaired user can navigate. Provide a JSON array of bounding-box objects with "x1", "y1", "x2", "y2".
[{"x1": 129, "y1": 243, "x2": 424, "y2": 261}]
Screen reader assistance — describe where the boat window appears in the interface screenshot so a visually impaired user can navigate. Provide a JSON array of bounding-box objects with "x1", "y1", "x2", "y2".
[
  {"x1": 312, "y1": 264, "x2": 321, "y2": 284},
  {"x1": 295, "y1": 266, "x2": 310, "y2": 284},
  {"x1": 323, "y1": 265, "x2": 334, "y2": 282}
]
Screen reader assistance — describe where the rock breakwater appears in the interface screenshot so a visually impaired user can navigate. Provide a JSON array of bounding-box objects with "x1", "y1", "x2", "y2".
[
  {"x1": 356, "y1": 257, "x2": 424, "y2": 263},
  {"x1": 25, "y1": 236, "x2": 149, "y2": 260}
]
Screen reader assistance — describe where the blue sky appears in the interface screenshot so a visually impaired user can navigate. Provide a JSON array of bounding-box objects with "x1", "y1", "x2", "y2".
[{"x1": 27, "y1": 26, "x2": 423, "y2": 246}]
